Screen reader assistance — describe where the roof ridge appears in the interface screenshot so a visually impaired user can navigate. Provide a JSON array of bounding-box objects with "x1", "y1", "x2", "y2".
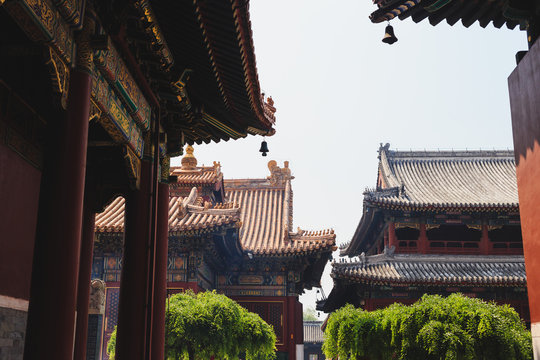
[{"x1": 386, "y1": 149, "x2": 514, "y2": 159}]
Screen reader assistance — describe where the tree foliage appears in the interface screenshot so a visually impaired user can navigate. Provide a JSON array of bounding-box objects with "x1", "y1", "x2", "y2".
[
  {"x1": 322, "y1": 293, "x2": 532, "y2": 360},
  {"x1": 107, "y1": 290, "x2": 276, "y2": 360},
  {"x1": 303, "y1": 307, "x2": 318, "y2": 321}
]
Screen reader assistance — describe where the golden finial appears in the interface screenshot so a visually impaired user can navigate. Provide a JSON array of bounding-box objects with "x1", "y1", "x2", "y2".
[{"x1": 181, "y1": 145, "x2": 197, "y2": 170}]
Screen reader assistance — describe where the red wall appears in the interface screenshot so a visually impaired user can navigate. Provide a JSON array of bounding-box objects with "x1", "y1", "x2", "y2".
[
  {"x1": 0, "y1": 141, "x2": 40, "y2": 300},
  {"x1": 509, "y1": 41, "x2": 540, "y2": 326}
]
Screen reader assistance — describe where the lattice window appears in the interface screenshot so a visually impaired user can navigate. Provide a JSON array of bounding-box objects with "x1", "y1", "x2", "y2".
[{"x1": 268, "y1": 303, "x2": 283, "y2": 344}]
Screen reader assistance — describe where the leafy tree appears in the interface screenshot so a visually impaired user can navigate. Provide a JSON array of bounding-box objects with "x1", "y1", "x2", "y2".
[
  {"x1": 303, "y1": 307, "x2": 318, "y2": 321},
  {"x1": 323, "y1": 293, "x2": 532, "y2": 360},
  {"x1": 107, "y1": 290, "x2": 276, "y2": 360}
]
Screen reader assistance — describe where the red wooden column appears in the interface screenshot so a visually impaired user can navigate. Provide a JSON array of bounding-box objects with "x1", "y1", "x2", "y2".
[
  {"x1": 151, "y1": 181, "x2": 170, "y2": 360},
  {"x1": 388, "y1": 222, "x2": 397, "y2": 250},
  {"x1": 287, "y1": 296, "x2": 296, "y2": 360},
  {"x1": 73, "y1": 202, "x2": 96, "y2": 360},
  {"x1": 418, "y1": 224, "x2": 428, "y2": 254},
  {"x1": 116, "y1": 160, "x2": 154, "y2": 360},
  {"x1": 479, "y1": 225, "x2": 490, "y2": 255},
  {"x1": 508, "y1": 38, "x2": 540, "y2": 360},
  {"x1": 23, "y1": 44, "x2": 93, "y2": 360}
]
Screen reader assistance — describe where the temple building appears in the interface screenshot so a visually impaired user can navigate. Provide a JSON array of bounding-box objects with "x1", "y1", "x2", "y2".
[
  {"x1": 362, "y1": 0, "x2": 540, "y2": 356},
  {"x1": 0, "y1": 1, "x2": 278, "y2": 359},
  {"x1": 318, "y1": 144, "x2": 529, "y2": 323},
  {"x1": 92, "y1": 148, "x2": 337, "y2": 360}
]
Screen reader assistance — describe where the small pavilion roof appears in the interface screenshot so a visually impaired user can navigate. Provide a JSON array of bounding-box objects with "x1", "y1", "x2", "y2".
[
  {"x1": 367, "y1": 0, "x2": 528, "y2": 29},
  {"x1": 170, "y1": 146, "x2": 223, "y2": 188},
  {"x1": 95, "y1": 187, "x2": 240, "y2": 234},
  {"x1": 225, "y1": 160, "x2": 336, "y2": 257},
  {"x1": 331, "y1": 253, "x2": 526, "y2": 286},
  {"x1": 369, "y1": 144, "x2": 518, "y2": 211}
]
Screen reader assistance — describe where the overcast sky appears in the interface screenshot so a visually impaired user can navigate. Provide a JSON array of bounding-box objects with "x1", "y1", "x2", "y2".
[{"x1": 171, "y1": 1, "x2": 527, "y2": 315}]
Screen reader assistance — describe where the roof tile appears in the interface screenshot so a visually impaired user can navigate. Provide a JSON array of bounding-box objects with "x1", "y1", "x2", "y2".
[{"x1": 332, "y1": 253, "x2": 526, "y2": 286}]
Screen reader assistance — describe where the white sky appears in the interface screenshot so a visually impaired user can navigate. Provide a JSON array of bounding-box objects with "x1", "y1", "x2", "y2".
[{"x1": 171, "y1": 1, "x2": 527, "y2": 316}]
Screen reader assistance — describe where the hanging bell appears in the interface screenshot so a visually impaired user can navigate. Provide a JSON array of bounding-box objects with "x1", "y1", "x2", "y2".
[
  {"x1": 382, "y1": 24, "x2": 398, "y2": 45},
  {"x1": 259, "y1": 140, "x2": 269, "y2": 156}
]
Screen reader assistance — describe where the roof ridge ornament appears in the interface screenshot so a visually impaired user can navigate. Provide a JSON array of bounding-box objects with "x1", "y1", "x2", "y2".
[
  {"x1": 181, "y1": 145, "x2": 197, "y2": 170},
  {"x1": 267, "y1": 160, "x2": 295, "y2": 186}
]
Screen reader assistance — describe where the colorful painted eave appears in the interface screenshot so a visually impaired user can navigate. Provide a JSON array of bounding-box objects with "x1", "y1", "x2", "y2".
[
  {"x1": 363, "y1": 197, "x2": 520, "y2": 213},
  {"x1": 151, "y1": 0, "x2": 276, "y2": 144},
  {"x1": 368, "y1": 0, "x2": 528, "y2": 29}
]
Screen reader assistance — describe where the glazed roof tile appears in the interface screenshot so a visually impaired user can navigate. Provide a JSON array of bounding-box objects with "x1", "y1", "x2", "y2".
[
  {"x1": 332, "y1": 253, "x2": 525, "y2": 286},
  {"x1": 96, "y1": 160, "x2": 335, "y2": 257},
  {"x1": 224, "y1": 161, "x2": 336, "y2": 256},
  {"x1": 170, "y1": 165, "x2": 222, "y2": 186},
  {"x1": 95, "y1": 188, "x2": 240, "y2": 234},
  {"x1": 369, "y1": 145, "x2": 518, "y2": 210},
  {"x1": 304, "y1": 321, "x2": 324, "y2": 343}
]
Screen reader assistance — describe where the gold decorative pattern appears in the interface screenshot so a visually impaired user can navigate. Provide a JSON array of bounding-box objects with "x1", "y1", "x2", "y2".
[
  {"x1": 425, "y1": 224, "x2": 440, "y2": 231},
  {"x1": 395, "y1": 222, "x2": 420, "y2": 230},
  {"x1": 123, "y1": 146, "x2": 141, "y2": 190},
  {"x1": 161, "y1": 156, "x2": 170, "y2": 182},
  {"x1": 466, "y1": 224, "x2": 483, "y2": 231},
  {"x1": 5, "y1": 0, "x2": 75, "y2": 65},
  {"x1": 135, "y1": 0, "x2": 174, "y2": 69},
  {"x1": 94, "y1": 43, "x2": 151, "y2": 130},
  {"x1": 45, "y1": 48, "x2": 70, "y2": 109},
  {"x1": 52, "y1": 0, "x2": 84, "y2": 29},
  {"x1": 91, "y1": 68, "x2": 144, "y2": 157}
]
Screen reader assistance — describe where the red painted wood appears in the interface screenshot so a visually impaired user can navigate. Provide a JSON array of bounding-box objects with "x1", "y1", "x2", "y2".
[
  {"x1": 24, "y1": 68, "x2": 92, "y2": 360},
  {"x1": 0, "y1": 142, "x2": 40, "y2": 300},
  {"x1": 116, "y1": 160, "x2": 153, "y2": 360},
  {"x1": 480, "y1": 225, "x2": 490, "y2": 255},
  {"x1": 151, "y1": 183, "x2": 170, "y2": 360},
  {"x1": 74, "y1": 204, "x2": 96, "y2": 360},
  {"x1": 287, "y1": 297, "x2": 295, "y2": 360},
  {"x1": 508, "y1": 41, "x2": 540, "y2": 325},
  {"x1": 418, "y1": 224, "x2": 428, "y2": 254},
  {"x1": 388, "y1": 223, "x2": 397, "y2": 250}
]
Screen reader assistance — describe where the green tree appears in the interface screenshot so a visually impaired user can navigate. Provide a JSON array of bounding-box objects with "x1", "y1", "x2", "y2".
[
  {"x1": 107, "y1": 290, "x2": 276, "y2": 360},
  {"x1": 322, "y1": 293, "x2": 532, "y2": 360},
  {"x1": 303, "y1": 307, "x2": 318, "y2": 321}
]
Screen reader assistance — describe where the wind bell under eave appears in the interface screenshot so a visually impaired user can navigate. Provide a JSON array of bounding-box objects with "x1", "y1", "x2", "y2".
[
  {"x1": 382, "y1": 22, "x2": 398, "y2": 44},
  {"x1": 259, "y1": 138, "x2": 269, "y2": 157}
]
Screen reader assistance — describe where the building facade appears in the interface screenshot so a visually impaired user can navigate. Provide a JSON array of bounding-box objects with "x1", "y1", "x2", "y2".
[
  {"x1": 93, "y1": 150, "x2": 336, "y2": 360},
  {"x1": 0, "y1": 1, "x2": 277, "y2": 359},
  {"x1": 319, "y1": 144, "x2": 529, "y2": 323},
  {"x1": 303, "y1": 321, "x2": 324, "y2": 360}
]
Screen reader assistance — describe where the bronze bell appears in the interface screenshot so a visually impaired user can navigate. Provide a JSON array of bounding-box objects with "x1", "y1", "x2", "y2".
[
  {"x1": 382, "y1": 24, "x2": 398, "y2": 45},
  {"x1": 259, "y1": 140, "x2": 269, "y2": 156}
]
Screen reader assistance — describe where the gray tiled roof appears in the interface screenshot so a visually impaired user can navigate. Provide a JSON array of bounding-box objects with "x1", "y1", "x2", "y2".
[
  {"x1": 304, "y1": 321, "x2": 324, "y2": 343},
  {"x1": 368, "y1": 145, "x2": 518, "y2": 209},
  {"x1": 332, "y1": 253, "x2": 525, "y2": 286}
]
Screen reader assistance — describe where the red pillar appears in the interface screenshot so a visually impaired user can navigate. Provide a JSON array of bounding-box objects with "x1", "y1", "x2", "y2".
[
  {"x1": 480, "y1": 225, "x2": 490, "y2": 255},
  {"x1": 418, "y1": 224, "x2": 428, "y2": 254},
  {"x1": 388, "y1": 222, "x2": 397, "y2": 250},
  {"x1": 74, "y1": 203, "x2": 96, "y2": 360},
  {"x1": 151, "y1": 182, "x2": 170, "y2": 360},
  {"x1": 287, "y1": 297, "x2": 296, "y2": 360},
  {"x1": 116, "y1": 160, "x2": 154, "y2": 360},
  {"x1": 23, "y1": 67, "x2": 92, "y2": 360},
  {"x1": 508, "y1": 39, "x2": 540, "y2": 359}
]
